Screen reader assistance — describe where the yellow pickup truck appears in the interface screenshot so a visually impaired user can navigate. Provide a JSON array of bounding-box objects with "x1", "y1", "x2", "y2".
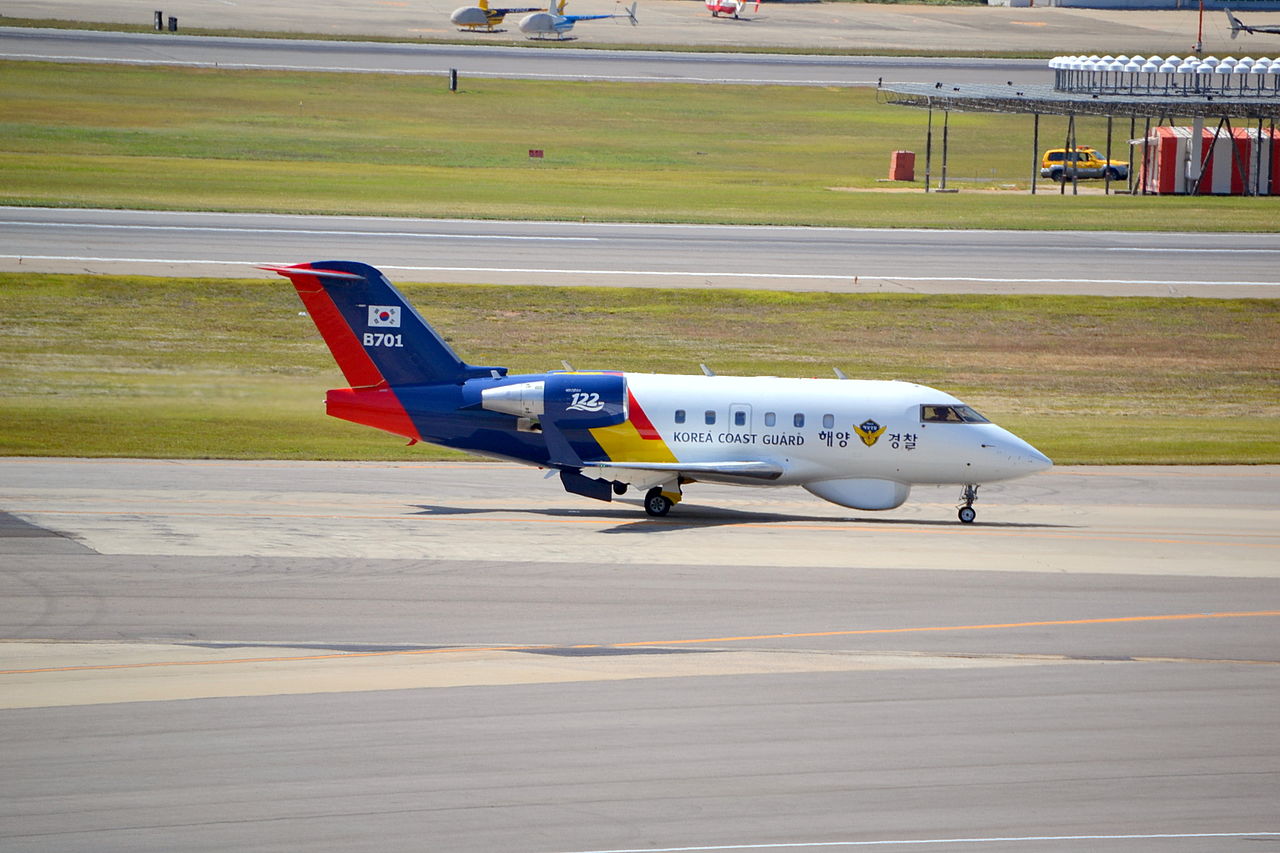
[{"x1": 1040, "y1": 147, "x2": 1128, "y2": 183}]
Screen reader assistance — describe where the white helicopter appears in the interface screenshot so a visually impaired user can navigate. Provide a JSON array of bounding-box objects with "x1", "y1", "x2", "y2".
[
  {"x1": 518, "y1": 0, "x2": 637, "y2": 39},
  {"x1": 1226, "y1": 8, "x2": 1280, "y2": 38},
  {"x1": 451, "y1": 0, "x2": 546, "y2": 32}
]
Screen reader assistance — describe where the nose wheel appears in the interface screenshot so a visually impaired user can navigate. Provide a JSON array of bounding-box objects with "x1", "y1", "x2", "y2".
[{"x1": 957, "y1": 484, "x2": 979, "y2": 524}]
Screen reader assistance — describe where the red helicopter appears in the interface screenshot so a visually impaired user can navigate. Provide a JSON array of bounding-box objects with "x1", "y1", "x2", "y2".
[{"x1": 706, "y1": 0, "x2": 759, "y2": 19}]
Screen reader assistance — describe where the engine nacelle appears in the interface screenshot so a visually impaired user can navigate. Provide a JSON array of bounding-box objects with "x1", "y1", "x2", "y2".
[{"x1": 482, "y1": 373, "x2": 627, "y2": 430}]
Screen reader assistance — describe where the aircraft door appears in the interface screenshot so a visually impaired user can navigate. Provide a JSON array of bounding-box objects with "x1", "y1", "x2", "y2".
[{"x1": 729, "y1": 403, "x2": 752, "y2": 432}]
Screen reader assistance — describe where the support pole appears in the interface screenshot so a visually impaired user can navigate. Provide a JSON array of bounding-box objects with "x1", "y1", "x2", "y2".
[
  {"x1": 1032, "y1": 113, "x2": 1040, "y2": 195},
  {"x1": 1255, "y1": 117, "x2": 1264, "y2": 197},
  {"x1": 1105, "y1": 115, "x2": 1114, "y2": 195},
  {"x1": 1061, "y1": 115, "x2": 1072, "y2": 195},
  {"x1": 940, "y1": 110, "x2": 950, "y2": 192},
  {"x1": 1069, "y1": 115, "x2": 1079, "y2": 196},
  {"x1": 924, "y1": 106, "x2": 933, "y2": 193},
  {"x1": 1129, "y1": 114, "x2": 1137, "y2": 194},
  {"x1": 1142, "y1": 116, "x2": 1152, "y2": 195},
  {"x1": 1189, "y1": 114, "x2": 1205, "y2": 194}
]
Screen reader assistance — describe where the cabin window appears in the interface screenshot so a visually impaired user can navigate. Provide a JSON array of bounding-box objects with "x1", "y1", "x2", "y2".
[
  {"x1": 822, "y1": 414, "x2": 835, "y2": 429},
  {"x1": 764, "y1": 412, "x2": 776, "y2": 427},
  {"x1": 705, "y1": 410, "x2": 716, "y2": 425},
  {"x1": 920, "y1": 404, "x2": 990, "y2": 424},
  {"x1": 793, "y1": 413, "x2": 805, "y2": 428},
  {"x1": 734, "y1": 410, "x2": 747, "y2": 427},
  {"x1": 674, "y1": 409, "x2": 686, "y2": 424}
]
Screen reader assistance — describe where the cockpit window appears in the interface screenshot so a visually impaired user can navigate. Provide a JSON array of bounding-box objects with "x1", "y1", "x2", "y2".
[{"x1": 920, "y1": 404, "x2": 990, "y2": 424}]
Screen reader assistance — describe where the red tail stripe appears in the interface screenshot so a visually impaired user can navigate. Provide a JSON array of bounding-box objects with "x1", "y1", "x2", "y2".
[
  {"x1": 273, "y1": 265, "x2": 385, "y2": 390},
  {"x1": 627, "y1": 390, "x2": 663, "y2": 440}
]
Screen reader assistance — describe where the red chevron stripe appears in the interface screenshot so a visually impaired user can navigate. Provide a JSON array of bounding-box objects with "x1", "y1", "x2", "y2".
[{"x1": 627, "y1": 389, "x2": 662, "y2": 440}]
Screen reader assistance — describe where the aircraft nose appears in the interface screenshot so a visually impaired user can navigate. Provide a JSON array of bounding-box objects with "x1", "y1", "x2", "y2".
[
  {"x1": 1017, "y1": 445, "x2": 1054, "y2": 474},
  {"x1": 980, "y1": 429, "x2": 1052, "y2": 479}
]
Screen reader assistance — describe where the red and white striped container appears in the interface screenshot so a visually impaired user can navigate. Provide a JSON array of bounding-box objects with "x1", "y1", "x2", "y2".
[{"x1": 1137, "y1": 126, "x2": 1279, "y2": 195}]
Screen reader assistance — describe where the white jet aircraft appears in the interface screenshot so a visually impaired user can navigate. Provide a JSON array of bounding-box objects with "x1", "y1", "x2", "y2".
[{"x1": 266, "y1": 261, "x2": 1052, "y2": 523}]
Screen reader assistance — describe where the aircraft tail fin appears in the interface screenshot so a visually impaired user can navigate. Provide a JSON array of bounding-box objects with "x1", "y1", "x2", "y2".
[
  {"x1": 1226, "y1": 8, "x2": 1243, "y2": 38},
  {"x1": 625, "y1": 2, "x2": 638, "y2": 24},
  {"x1": 265, "y1": 261, "x2": 506, "y2": 388}
]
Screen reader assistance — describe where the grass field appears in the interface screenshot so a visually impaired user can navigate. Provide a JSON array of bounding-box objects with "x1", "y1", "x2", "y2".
[
  {"x1": 2, "y1": 273, "x2": 1277, "y2": 464},
  {"x1": 3, "y1": 61, "x2": 1278, "y2": 230}
]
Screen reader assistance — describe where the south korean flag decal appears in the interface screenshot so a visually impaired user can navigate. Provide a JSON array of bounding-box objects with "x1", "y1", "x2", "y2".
[{"x1": 367, "y1": 305, "x2": 401, "y2": 328}]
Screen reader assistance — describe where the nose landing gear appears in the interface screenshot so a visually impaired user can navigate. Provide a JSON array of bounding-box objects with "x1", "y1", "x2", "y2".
[{"x1": 958, "y1": 484, "x2": 979, "y2": 524}]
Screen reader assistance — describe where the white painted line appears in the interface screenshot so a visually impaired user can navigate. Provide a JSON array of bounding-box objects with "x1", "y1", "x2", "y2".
[
  {"x1": 1, "y1": 256, "x2": 1274, "y2": 287},
  {"x1": 553, "y1": 832, "x2": 1280, "y2": 852},
  {"x1": 0, "y1": 221, "x2": 596, "y2": 241},
  {"x1": 1104, "y1": 247, "x2": 1280, "y2": 254}
]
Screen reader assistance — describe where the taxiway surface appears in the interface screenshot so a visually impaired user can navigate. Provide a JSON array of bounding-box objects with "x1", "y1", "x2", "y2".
[
  {"x1": 5, "y1": 207, "x2": 1279, "y2": 296},
  {"x1": 0, "y1": 26, "x2": 1051, "y2": 86},
  {"x1": 3, "y1": 2, "x2": 1272, "y2": 54},
  {"x1": 1, "y1": 459, "x2": 1278, "y2": 852}
]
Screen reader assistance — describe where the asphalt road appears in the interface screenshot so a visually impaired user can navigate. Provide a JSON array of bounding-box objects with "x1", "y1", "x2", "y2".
[
  {"x1": 4, "y1": 206, "x2": 1278, "y2": 296},
  {"x1": 1, "y1": 459, "x2": 1278, "y2": 852},
  {"x1": 0, "y1": 25, "x2": 1052, "y2": 86}
]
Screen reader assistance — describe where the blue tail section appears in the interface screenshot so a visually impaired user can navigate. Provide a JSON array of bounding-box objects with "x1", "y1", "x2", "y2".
[{"x1": 267, "y1": 261, "x2": 506, "y2": 387}]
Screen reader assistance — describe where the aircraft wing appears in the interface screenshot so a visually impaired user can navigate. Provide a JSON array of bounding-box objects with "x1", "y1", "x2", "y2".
[{"x1": 588, "y1": 460, "x2": 784, "y2": 481}]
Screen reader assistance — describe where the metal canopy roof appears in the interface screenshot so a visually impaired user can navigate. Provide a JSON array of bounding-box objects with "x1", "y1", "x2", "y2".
[{"x1": 879, "y1": 82, "x2": 1280, "y2": 120}]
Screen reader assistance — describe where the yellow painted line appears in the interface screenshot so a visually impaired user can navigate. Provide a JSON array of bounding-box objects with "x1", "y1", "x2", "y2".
[
  {"x1": 3, "y1": 610, "x2": 1277, "y2": 677},
  {"x1": 610, "y1": 610, "x2": 1280, "y2": 647},
  {"x1": 9, "y1": 507, "x2": 1280, "y2": 550}
]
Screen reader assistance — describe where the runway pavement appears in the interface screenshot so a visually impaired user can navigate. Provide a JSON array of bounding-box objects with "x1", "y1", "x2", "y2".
[
  {"x1": 1, "y1": 458, "x2": 1278, "y2": 852},
  {"x1": 0, "y1": 25, "x2": 1052, "y2": 86},
  {"x1": 5, "y1": 207, "x2": 1280, "y2": 296}
]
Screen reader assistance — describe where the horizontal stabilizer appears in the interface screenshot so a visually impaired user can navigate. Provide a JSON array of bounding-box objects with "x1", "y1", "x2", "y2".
[{"x1": 260, "y1": 264, "x2": 363, "y2": 280}]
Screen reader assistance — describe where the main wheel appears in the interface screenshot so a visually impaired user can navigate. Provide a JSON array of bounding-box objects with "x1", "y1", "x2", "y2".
[
  {"x1": 644, "y1": 487, "x2": 673, "y2": 517},
  {"x1": 958, "y1": 506, "x2": 976, "y2": 524}
]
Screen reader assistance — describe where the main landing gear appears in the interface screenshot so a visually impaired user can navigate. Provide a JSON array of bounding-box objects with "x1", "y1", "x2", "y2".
[
  {"x1": 957, "y1": 484, "x2": 979, "y2": 524},
  {"x1": 644, "y1": 485, "x2": 682, "y2": 517}
]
